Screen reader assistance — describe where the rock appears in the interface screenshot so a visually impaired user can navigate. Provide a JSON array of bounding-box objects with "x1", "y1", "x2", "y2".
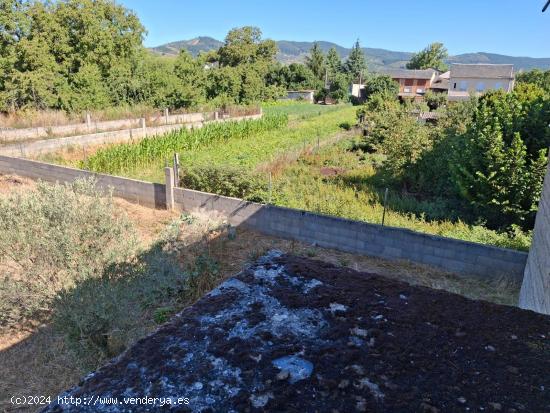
[
  {"x1": 489, "y1": 402, "x2": 502, "y2": 411},
  {"x1": 272, "y1": 356, "x2": 313, "y2": 383},
  {"x1": 485, "y1": 345, "x2": 496, "y2": 352},
  {"x1": 420, "y1": 402, "x2": 440, "y2": 413},
  {"x1": 338, "y1": 379, "x2": 349, "y2": 389},
  {"x1": 455, "y1": 330, "x2": 467, "y2": 337},
  {"x1": 355, "y1": 397, "x2": 367, "y2": 412},
  {"x1": 350, "y1": 364, "x2": 365, "y2": 375},
  {"x1": 351, "y1": 327, "x2": 369, "y2": 337},
  {"x1": 457, "y1": 396, "x2": 467, "y2": 404},
  {"x1": 250, "y1": 393, "x2": 272, "y2": 408},
  {"x1": 276, "y1": 370, "x2": 289, "y2": 381}
]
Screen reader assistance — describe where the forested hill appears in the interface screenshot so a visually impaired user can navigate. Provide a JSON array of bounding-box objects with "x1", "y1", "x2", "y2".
[{"x1": 151, "y1": 37, "x2": 550, "y2": 72}]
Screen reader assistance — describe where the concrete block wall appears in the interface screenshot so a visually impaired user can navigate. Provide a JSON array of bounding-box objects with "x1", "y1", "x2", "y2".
[
  {"x1": 174, "y1": 187, "x2": 527, "y2": 281},
  {"x1": 0, "y1": 156, "x2": 165, "y2": 208},
  {"x1": 519, "y1": 161, "x2": 550, "y2": 314},
  {"x1": 0, "y1": 154, "x2": 527, "y2": 281},
  {"x1": 0, "y1": 113, "x2": 262, "y2": 157},
  {"x1": 0, "y1": 109, "x2": 260, "y2": 144}
]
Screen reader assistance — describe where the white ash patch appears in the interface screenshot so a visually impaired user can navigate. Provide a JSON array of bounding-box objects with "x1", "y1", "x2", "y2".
[
  {"x1": 329, "y1": 303, "x2": 348, "y2": 313},
  {"x1": 250, "y1": 392, "x2": 273, "y2": 408},
  {"x1": 272, "y1": 355, "x2": 314, "y2": 383},
  {"x1": 357, "y1": 377, "x2": 385, "y2": 401}
]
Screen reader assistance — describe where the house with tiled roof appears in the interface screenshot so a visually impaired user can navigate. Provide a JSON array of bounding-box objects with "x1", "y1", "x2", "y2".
[
  {"x1": 448, "y1": 64, "x2": 515, "y2": 101},
  {"x1": 383, "y1": 68, "x2": 439, "y2": 101}
]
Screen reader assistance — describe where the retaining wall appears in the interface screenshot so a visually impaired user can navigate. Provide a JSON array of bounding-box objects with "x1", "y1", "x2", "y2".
[
  {"x1": 0, "y1": 156, "x2": 528, "y2": 280},
  {"x1": 519, "y1": 161, "x2": 550, "y2": 314},
  {"x1": 0, "y1": 114, "x2": 262, "y2": 157}
]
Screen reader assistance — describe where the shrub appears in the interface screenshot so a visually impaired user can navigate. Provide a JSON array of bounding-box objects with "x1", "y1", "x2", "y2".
[
  {"x1": 181, "y1": 164, "x2": 269, "y2": 202},
  {"x1": 53, "y1": 212, "x2": 228, "y2": 366},
  {"x1": 0, "y1": 178, "x2": 137, "y2": 328}
]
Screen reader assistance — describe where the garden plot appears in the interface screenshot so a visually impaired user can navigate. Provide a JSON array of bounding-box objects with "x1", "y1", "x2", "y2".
[{"x1": 43, "y1": 251, "x2": 549, "y2": 413}]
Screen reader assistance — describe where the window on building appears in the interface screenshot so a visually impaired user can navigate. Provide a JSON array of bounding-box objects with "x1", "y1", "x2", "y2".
[
  {"x1": 476, "y1": 82, "x2": 485, "y2": 92},
  {"x1": 416, "y1": 88, "x2": 425, "y2": 94},
  {"x1": 404, "y1": 87, "x2": 411, "y2": 93},
  {"x1": 495, "y1": 82, "x2": 502, "y2": 90},
  {"x1": 459, "y1": 81, "x2": 468, "y2": 91},
  {"x1": 405, "y1": 79, "x2": 414, "y2": 86}
]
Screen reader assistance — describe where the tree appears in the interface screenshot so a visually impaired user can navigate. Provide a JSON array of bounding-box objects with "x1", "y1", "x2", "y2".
[
  {"x1": 450, "y1": 90, "x2": 549, "y2": 230},
  {"x1": 0, "y1": 0, "x2": 146, "y2": 111},
  {"x1": 363, "y1": 75, "x2": 399, "y2": 100},
  {"x1": 172, "y1": 50, "x2": 206, "y2": 107},
  {"x1": 217, "y1": 26, "x2": 276, "y2": 68},
  {"x1": 406, "y1": 42, "x2": 448, "y2": 72},
  {"x1": 423, "y1": 90, "x2": 447, "y2": 110},
  {"x1": 326, "y1": 47, "x2": 342, "y2": 77},
  {"x1": 516, "y1": 69, "x2": 550, "y2": 94},
  {"x1": 305, "y1": 42, "x2": 325, "y2": 80},
  {"x1": 344, "y1": 40, "x2": 367, "y2": 82},
  {"x1": 267, "y1": 63, "x2": 320, "y2": 91}
]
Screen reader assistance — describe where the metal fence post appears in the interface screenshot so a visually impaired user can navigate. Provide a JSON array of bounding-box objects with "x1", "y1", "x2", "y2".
[
  {"x1": 381, "y1": 188, "x2": 389, "y2": 226},
  {"x1": 173, "y1": 153, "x2": 180, "y2": 187}
]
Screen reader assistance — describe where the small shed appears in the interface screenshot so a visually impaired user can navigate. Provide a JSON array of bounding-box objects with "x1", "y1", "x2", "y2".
[{"x1": 285, "y1": 90, "x2": 315, "y2": 103}]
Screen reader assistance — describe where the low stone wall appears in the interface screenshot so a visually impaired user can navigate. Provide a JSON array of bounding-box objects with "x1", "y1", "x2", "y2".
[
  {"x1": 0, "y1": 156, "x2": 528, "y2": 281},
  {"x1": 0, "y1": 113, "x2": 262, "y2": 157}
]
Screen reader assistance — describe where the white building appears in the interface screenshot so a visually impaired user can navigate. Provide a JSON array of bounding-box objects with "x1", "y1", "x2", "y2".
[{"x1": 448, "y1": 64, "x2": 515, "y2": 101}]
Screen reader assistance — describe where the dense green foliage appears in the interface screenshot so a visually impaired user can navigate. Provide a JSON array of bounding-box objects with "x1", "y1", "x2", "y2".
[
  {"x1": 182, "y1": 164, "x2": 269, "y2": 202},
  {"x1": 180, "y1": 139, "x2": 531, "y2": 251},
  {"x1": 358, "y1": 81, "x2": 550, "y2": 233},
  {"x1": 406, "y1": 42, "x2": 448, "y2": 72},
  {"x1": 0, "y1": 1, "x2": 286, "y2": 112},
  {"x1": 516, "y1": 69, "x2": 550, "y2": 93},
  {"x1": 362, "y1": 75, "x2": 400, "y2": 100},
  {"x1": 267, "y1": 63, "x2": 321, "y2": 91}
]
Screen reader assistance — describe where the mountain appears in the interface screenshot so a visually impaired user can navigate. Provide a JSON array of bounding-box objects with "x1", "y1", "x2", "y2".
[
  {"x1": 152, "y1": 36, "x2": 223, "y2": 56},
  {"x1": 150, "y1": 38, "x2": 550, "y2": 72}
]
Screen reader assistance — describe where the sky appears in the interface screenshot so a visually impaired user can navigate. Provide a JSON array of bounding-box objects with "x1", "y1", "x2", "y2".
[{"x1": 119, "y1": 0, "x2": 550, "y2": 58}]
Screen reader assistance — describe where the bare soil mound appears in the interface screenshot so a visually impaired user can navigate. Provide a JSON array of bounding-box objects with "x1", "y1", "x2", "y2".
[{"x1": 42, "y1": 252, "x2": 549, "y2": 412}]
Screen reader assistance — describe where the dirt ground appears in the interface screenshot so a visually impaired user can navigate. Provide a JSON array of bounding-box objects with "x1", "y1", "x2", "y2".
[
  {"x1": 0, "y1": 174, "x2": 523, "y2": 412},
  {"x1": 42, "y1": 252, "x2": 550, "y2": 413}
]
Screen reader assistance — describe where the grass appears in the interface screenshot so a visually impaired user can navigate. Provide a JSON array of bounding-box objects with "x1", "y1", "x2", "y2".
[
  {"x1": 80, "y1": 104, "x2": 356, "y2": 182},
  {"x1": 270, "y1": 140, "x2": 532, "y2": 251},
  {"x1": 262, "y1": 100, "x2": 346, "y2": 120}
]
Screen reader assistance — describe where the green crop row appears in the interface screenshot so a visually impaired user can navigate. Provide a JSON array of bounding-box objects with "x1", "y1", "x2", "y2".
[{"x1": 80, "y1": 114, "x2": 288, "y2": 174}]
